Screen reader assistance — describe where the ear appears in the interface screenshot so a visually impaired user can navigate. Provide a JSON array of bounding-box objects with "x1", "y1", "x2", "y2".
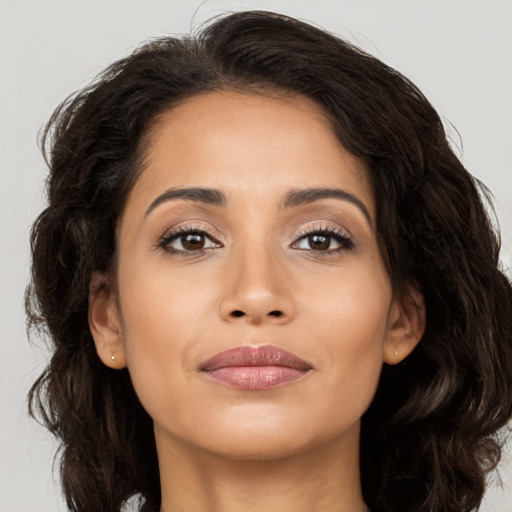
[
  {"x1": 384, "y1": 282, "x2": 426, "y2": 365},
  {"x1": 88, "y1": 271, "x2": 127, "y2": 369}
]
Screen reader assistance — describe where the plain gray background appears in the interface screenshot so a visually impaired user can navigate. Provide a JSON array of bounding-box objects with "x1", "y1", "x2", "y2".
[{"x1": 1, "y1": 1, "x2": 511, "y2": 511}]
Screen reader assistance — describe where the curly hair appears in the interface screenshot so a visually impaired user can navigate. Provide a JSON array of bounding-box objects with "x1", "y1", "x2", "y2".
[{"x1": 26, "y1": 10, "x2": 512, "y2": 512}]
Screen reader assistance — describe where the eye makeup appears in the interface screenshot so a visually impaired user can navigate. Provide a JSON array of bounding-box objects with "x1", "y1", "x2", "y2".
[
  {"x1": 291, "y1": 223, "x2": 355, "y2": 254},
  {"x1": 156, "y1": 220, "x2": 355, "y2": 258},
  {"x1": 157, "y1": 224, "x2": 223, "y2": 256}
]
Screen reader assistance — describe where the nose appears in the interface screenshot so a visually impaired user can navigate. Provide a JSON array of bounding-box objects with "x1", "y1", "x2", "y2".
[{"x1": 219, "y1": 241, "x2": 295, "y2": 325}]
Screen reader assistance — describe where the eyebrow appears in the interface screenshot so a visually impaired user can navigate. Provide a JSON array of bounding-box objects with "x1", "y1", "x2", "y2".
[
  {"x1": 282, "y1": 188, "x2": 373, "y2": 228},
  {"x1": 145, "y1": 186, "x2": 373, "y2": 228},
  {"x1": 145, "y1": 187, "x2": 226, "y2": 216}
]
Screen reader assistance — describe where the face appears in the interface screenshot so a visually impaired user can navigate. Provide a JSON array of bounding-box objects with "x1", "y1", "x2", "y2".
[{"x1": 91, "y1": 90, "x2": 419, "y2": 461}]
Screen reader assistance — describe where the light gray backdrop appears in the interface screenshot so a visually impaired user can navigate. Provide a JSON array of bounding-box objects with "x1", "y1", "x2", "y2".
[{"x1": 1, "y1": 1, "x2": 511, "y2": 511}]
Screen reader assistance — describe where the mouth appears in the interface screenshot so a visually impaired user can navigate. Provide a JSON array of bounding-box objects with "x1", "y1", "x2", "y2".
[{"x1": 199, "y1": 345, "x2": 313, "y2": 390}]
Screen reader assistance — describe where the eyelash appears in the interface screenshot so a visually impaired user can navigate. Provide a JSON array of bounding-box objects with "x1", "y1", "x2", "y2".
[
  {"x1": 157, "y1": 224, "x2": 222, "y2": 255},
  {"x1": 157, "y1": 223, "x2": 354, "y2": 256},
  {"x1": 292, "y1": 224, "x2": 355, "y2": 254}
]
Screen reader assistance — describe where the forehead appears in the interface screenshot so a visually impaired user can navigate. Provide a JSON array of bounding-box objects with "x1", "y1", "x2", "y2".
[{"x1": 126, "y1": 90, "x2": 375, "y2": 218}]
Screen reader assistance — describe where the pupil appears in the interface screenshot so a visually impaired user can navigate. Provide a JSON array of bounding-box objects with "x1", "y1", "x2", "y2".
[
  {"x1": 182, "y1": 233, "x2": 204, "y2": 250},
  {"x1": 309, "y1": 234, "x2": 329, "y2": 250}
]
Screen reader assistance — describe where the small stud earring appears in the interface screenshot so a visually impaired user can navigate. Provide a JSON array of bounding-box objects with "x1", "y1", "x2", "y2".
[{"x1": 111, "y1": 354, "x2": 116, "y2": 361}]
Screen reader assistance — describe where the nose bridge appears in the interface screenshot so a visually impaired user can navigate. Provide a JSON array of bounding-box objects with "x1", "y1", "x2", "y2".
[
  {"x1": 238, "y1": 237, "x2": 279, "y2": 296},
  {"x1": 220, "y1": 227, "x2": 294, "y2": 324}
]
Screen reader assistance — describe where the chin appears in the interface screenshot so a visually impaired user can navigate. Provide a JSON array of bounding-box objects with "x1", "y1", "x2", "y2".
[
  {"x1": 201, "y1": 431, "x2": 317, "y2": 462},
  {"x1": 186, "y1": 412, "x2": 360, "y2": 463}
]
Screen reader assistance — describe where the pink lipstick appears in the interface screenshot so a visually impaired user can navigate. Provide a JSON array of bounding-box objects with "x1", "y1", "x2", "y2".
[{"x1": 200, "y1": 345, "x2": 312, "y2": 390}]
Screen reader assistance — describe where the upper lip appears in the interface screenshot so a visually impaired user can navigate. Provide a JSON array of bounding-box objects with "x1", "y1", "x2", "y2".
[{"x1": 200, "y1": 345, "x2": 313, "y2": 371}]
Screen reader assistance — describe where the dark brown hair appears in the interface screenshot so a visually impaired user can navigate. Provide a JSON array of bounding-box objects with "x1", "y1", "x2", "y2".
[{"x1": 27, "y1": 11, "x2": 512, "y2": 512}]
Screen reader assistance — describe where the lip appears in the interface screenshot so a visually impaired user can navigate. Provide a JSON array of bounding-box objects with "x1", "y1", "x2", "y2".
[{"x1": 200, "y1": 345, "x2": 313, "y2": 390}]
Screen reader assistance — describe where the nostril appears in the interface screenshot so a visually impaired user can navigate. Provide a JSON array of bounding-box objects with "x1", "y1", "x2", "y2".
[{"x1": 228, "y1": 309, "x2": 285, "y2": 319}]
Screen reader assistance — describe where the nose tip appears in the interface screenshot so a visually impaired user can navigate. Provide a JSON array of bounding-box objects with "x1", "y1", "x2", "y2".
[{"x1": 219, "y1": 254, "x2": 295, "y2": 325}]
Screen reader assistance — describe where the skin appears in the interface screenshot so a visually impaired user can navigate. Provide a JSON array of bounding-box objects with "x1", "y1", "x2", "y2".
[{"x1": 89, "y1": 90, "x2": 425, "y2": 512}]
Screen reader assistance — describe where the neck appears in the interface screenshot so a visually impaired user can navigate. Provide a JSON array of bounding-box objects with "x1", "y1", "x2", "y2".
[{"x1": 157, "y1": 422, "x2": 367, "y2": 512}]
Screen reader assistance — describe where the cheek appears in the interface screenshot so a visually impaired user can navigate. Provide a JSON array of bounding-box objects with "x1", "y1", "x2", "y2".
[
  {"x1": 116, "y1": 263, "x2": 218, "y2": 407},
  {"x1": 302, "y1": 264, "x2": 391, "y2": 404},
  {"x1": 301, "y1": 258, "x2": 391, "y2": 346}
]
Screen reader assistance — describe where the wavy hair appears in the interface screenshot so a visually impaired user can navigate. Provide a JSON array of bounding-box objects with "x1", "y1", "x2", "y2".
[{"x1": 27, "y1": 11, "x2": 512, "y2": 512}]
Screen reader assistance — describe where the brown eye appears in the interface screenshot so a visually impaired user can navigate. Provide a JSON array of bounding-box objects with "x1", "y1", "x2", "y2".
[
  {"x1": 181, "y1": 233, "x2": 206, "y2": 250},
  {"x1": 159, "y1": 229, "x2": 221, "y2": 253},
  {"x1": 292, "y1": 228, "x2": 354, "y2": 253},
  {"x1": 307, "y1": 234, "x2": 330, "y2": 250},
  {"x1": 294, "y1": 233, "x2": 340, "y2": 251}
]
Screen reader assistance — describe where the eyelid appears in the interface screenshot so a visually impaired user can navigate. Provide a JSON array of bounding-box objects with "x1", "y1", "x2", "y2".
[
  {"x1": 290, "y1": 222, "x2": 355, "y2": 252},
  {"x1": 157, "y1": 223, "x2": 224, "y2": 252},
  {"x1": 292, "y1": 221, "x2": 353, "y2": 241},
  {"x1": 155, "y1": 220, "x2": 355, "y2": 255}
]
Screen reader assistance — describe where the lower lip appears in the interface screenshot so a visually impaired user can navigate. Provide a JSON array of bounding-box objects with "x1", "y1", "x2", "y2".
[{"x1": 204, "y1": 366, "x2": 310, "y2": 390}]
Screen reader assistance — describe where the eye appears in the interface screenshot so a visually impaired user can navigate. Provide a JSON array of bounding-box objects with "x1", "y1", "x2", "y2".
[
  {"x1": 158, "y1": 227, "x2": 222, "y2": 253},
  {"x1": 292, "y1": 226, "x2": 354, "y2": 253}
]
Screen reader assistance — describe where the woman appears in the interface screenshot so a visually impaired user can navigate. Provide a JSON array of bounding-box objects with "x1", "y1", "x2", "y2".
[{"x1": 26, "y1": 10, "x2": 512, "y2": 512}]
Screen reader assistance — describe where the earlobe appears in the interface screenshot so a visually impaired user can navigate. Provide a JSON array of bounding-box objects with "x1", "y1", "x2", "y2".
[
  {"x1": 88, "y1": 272, "x2": 127, "y2": 369},
  {"x1": 384, "y1": 282, "x2": 426, "y2": 365}
]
